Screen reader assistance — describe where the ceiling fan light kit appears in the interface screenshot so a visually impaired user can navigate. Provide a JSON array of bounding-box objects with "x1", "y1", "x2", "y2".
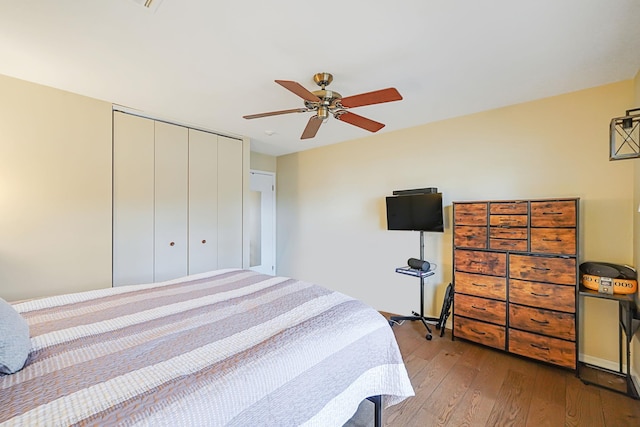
[{"x1": 243, "y1": 72, "x2": 402, "y2": 140}]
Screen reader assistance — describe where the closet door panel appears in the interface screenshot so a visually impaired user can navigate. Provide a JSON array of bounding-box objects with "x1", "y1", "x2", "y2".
[
  {"x1": 154, "y1": 122, "x2": 189, "y2": 282},
  {"x1": 217, "y1": 136, "x2": 243, "y2": 268},
  {"x1": 113, "y1": 112, "x2": 154, "y2": 286},
  {"x1": 188, "y1": 129, "x2": 219, "y2": 274}
]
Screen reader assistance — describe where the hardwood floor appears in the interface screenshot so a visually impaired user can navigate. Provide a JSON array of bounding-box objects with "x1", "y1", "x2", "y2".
[{"x1": 381, "y1": 314, "x2": 640, "y2": 427}]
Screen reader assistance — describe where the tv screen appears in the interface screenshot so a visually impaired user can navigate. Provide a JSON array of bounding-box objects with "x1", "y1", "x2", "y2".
[{"x1": 386, "y1": 193, "x2": 444, "y2": 232}]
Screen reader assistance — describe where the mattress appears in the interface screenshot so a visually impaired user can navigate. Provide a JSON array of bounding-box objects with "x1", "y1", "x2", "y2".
[{"x1": 1, "y1": 269, "x2": 414, "y2": 426}]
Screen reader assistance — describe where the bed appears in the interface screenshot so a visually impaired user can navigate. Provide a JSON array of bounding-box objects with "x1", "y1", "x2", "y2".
[{"x1": 0, "y1": 269, "x2": 414, "y2": 426}]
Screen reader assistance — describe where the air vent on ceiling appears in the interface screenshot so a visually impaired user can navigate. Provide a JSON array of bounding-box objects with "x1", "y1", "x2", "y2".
[{"x1": 130, "y1": 0, "x2": 164, "y2": 12}]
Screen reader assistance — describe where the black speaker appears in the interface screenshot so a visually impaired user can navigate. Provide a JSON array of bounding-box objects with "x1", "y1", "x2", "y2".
[
  {"x1": 392, "y1": 187, "x2": 437, "y2": 196},
  {"x1": 580, "y1": 262, "x2": 637, "y2": 279},
  {"x1": 407, "y1": 258, "x2": 431, "y2": 271}
]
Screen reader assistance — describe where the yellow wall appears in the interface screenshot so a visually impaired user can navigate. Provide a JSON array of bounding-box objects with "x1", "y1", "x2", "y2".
[
  {"x1": 250, "y1": 151, "x2": 277, "y2": 173},
  {"x1": 277, "y1": 80, "x2": 635, "y2": 366},
  {"x1": 0, "y1": 74, "x2": 112, "y2": 301}
]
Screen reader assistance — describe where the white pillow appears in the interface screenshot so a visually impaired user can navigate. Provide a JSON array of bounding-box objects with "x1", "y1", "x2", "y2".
[{"x1": 0, "y1": 297, "x2": 31, "y2": 374}]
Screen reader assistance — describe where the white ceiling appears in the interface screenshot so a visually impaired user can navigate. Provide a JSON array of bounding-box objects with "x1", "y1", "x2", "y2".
[{"x1": 0, "y1": 0, "x2": 639, "y2": 156}]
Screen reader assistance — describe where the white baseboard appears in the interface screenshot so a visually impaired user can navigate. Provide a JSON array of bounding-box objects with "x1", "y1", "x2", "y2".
[
  {"x1": 579, "y1": 354, "x2": 620, "y2": 371},
  {"x1": 632, "y1": 365, "x2": 640, "y2": 394},
  {"x1": 580, "y1": 353, "x2": 640, "y2": 393}
]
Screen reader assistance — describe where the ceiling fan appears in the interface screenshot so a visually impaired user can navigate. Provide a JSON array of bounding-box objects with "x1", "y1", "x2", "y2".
[{"x1": 243, "y1": 72, "x2": 403, "y2": 139}]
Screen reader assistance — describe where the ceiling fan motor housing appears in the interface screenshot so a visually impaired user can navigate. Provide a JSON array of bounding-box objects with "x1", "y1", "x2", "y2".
[{"x1": 305, "y1": 89, "x2": 342, "y2": 112}]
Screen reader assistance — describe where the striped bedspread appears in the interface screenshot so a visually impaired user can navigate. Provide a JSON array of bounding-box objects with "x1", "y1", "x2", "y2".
[{"x1": 1, "y1": 269, "x2": 414, "y2": 426}]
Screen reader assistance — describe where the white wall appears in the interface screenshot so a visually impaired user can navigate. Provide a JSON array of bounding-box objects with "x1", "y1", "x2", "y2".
[
  {"x1": 277, "y1": 80, "x2": 635, "y2": 366},
  {"x1": 0, "y1": 74, "x2": 112, "y2": 301}
]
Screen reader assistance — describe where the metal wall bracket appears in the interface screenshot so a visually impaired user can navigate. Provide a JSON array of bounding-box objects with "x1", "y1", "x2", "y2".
[{"x1": 610, "y1": 108, "x2": 640, "y2": 160}]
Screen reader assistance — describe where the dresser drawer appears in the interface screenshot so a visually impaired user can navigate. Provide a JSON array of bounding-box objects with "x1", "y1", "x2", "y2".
[
  {"x1": 454, "y1": 315, "x2": 506, "y2": 350},
  {"x1": 530, "y1": 228, "x2": 576, "y2": 255},
  {"x1": 530, "y1": 201, "x2": 577, "y2": 227},
  {"x1": 454, "y1": 226, "x2": 487, "y2": 249},
  {"x1": 508, "y1": 329, "x2": 575, "y2": 369},
  {"x1": 490, "y1": 238, "x2": 528, "y2": 252},
  {"x1": 490, "y1": 227, "x2": 527, "y2": 240},
  {"x1": 509, "y1": 304, "x2": 575, "y2": 340},
  {"x1": 490, "y1": 215, "x2": 528, "y2": 227},
  {"x1": 509, "y1": 279, "x2": 575, "y2": 313},
  {"x1": 455, "y1": 271, "x2": 506, "y2": 300},
  {"x1": 455, "y1": 250, "x2": 506, "y2": 276},
  {"x1": 490, "y1": 226, "x2": 528, "y2": 251},
  {"x1": 509, "y1": 254, "x2": 576, "y2": 285},
  {"x1": 455, "y1": 294, "x2": 506, "y2": 325},
  {"x1": 490, "y1": 202, "x2": 528, "y2": 215},
  {"x1": 454, "y1": 203, "x2": 488, "y2": 226}
]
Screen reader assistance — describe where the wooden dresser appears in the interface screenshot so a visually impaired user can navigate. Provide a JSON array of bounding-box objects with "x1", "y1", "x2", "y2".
[{"x1": 452, "y1": 198, "x2": 579, "y2": 370}]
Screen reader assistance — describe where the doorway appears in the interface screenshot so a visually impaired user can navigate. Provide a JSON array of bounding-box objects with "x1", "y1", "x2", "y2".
[{"x1": 249, "y1": 170, "x2": 276, "y2": 274}]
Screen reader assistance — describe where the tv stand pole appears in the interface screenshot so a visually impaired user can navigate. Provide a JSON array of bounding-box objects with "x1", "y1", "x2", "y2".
[{"x1": 390, "y1": 231, "x2": 440, "y2": 341}]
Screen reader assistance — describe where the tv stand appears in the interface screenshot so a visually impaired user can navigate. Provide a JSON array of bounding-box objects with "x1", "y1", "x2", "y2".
[{"x1": 390, "y1": 231, "x2": 440, "y2": 340}]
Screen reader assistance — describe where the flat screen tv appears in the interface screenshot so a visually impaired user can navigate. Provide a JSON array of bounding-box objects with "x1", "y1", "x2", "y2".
[{"x1": 386, "y1": 193, "x2": 444, "y2": 232}]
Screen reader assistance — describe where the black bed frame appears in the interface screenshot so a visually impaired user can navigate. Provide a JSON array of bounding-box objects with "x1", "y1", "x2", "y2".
[{"x1": 366, "y1": 395, "x2": 382, "y2": 427}]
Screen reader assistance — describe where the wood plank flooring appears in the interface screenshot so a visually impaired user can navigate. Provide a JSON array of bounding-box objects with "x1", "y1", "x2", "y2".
[{"x1": 381, "y1": 313, "x2": 640, "y2": 427}]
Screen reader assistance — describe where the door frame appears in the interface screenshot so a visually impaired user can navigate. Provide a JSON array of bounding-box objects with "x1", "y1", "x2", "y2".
[{"x1": 249, "y1": 169, "x2": 276, "y2": 274}]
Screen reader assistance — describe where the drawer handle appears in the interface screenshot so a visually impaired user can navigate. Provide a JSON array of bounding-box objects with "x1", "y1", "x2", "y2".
[
  {"x1": 531, "y1": 267, "x2": 550, "y2": 271},
  {"x1": 542, "y1": 238, "x2": 562, "y2": 242},
  {"x1": 471, "y1": 261, "x2": 487, "y2": 265},
  {"x1": 470, "y1": 328, "x2": 486, "y2": 335},
  {"x1": 531, "y1": 292, "x2": 550, "y2": 297},
  {"x1": 531, "y1": 343, "x2": 550, "y2": 351},
  {"x1": 471, "y1": 305, "x2": 486, "y2": 311},
  {"x1": 169, "y1": 242, "x2": 175, "y2": 247},
  {"x1": 542, "y1": 212, "x2": 563, "y2": 215},
  {"x1": 202, "y1": 239, "x2": 207, "y2": 244},
  {"x1": 530, "y1": 318, "x2": 549, "y2": 325},
  {"x1": 471, "y1": 283, "x2": 487, "y2": 287}
]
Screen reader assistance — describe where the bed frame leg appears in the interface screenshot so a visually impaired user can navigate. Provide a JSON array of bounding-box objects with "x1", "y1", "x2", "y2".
[{"x1": 366, "y1": 395, "x2": 382, "y2": 427}]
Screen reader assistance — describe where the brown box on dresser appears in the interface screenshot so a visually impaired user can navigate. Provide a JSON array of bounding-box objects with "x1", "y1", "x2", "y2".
[{"x1": 452, "y1": 198, "x2": 579, "y2": 370}]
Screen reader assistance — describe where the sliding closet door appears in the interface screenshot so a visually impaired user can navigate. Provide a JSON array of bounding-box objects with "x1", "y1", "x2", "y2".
[
  {"x1": 113, "y1": 112, "x2": 155, "y2": 286},
  {"x1": 188, "y1": 129, "x2": 219, "y2": 274},
  {"x1": 217, "y1": 136, "x2": 243, "y2": 268},
  {"x1": 154, "y1": 121, "x2": 188, "y2": 282}
]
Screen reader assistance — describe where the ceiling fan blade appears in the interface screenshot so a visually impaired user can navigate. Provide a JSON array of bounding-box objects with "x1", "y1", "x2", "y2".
[
  {"x1": 335, "y1": 111, "x2": 385, "y2": 133},
  {"x1": 340, "y1": 88, "x2": 403, "y2": 109},
  {"x1": 243, "y1": 108, "x2": 308, "y2": 119},
  {"x1": 275, "y1": 80, "x2": 321, "y2": 103},
  {"x1": 301, "y1": 116, "x2": 323, "y2": 139}
]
